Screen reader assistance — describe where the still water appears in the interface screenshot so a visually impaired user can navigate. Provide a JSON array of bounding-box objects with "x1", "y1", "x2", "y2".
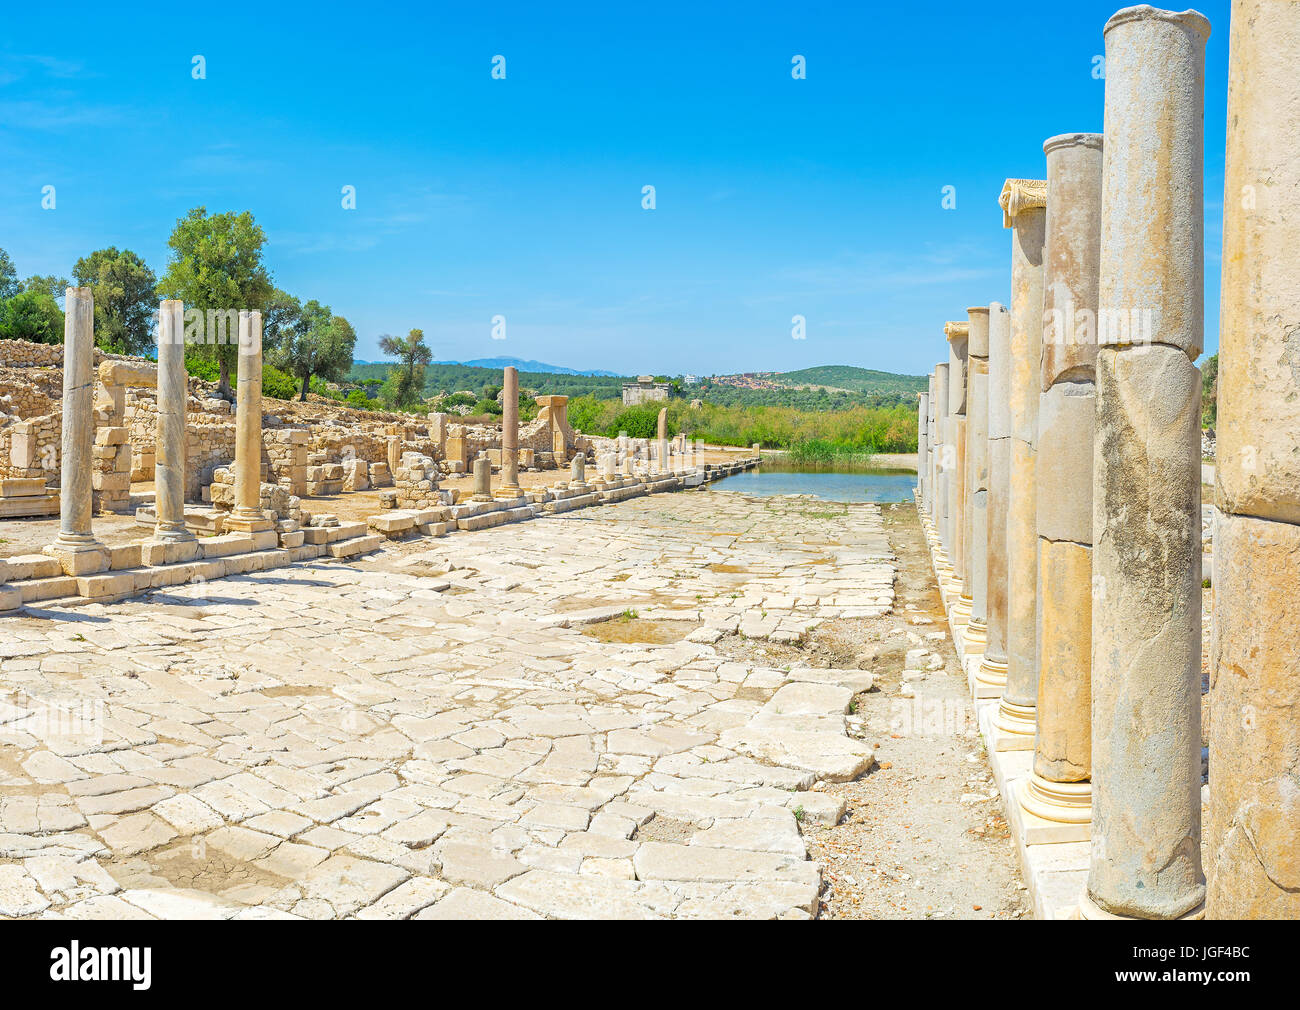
[{"x1": 711, "y1": 466, "x2": 917, "y2": 503}]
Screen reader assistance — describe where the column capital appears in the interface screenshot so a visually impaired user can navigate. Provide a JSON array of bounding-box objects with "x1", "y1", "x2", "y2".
[
  {"x1": 999, "y1": 178, "x2": 1047, "y2": 228},
  {"x1": 944, "y1": 320, "x2": 969, "y2": 343}
]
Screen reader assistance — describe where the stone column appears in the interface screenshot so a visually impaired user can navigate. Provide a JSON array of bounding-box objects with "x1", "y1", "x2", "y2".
[
  {"x1": 498, "y1": 366, "x2": 521, "y2": 495},
  {"x1": 570, "y1": 452, "x2": 586, "y2": 486},
  {"x1": 926, "y1": 373, "x2": 938, "y2": 532},
  {"x1": 472, "y1": 452, "x2": 492, "y2": 501},
  {"x1": 961, "y1": 308, "x2": 990, "y2": 658},
  {"x1": 227, "y1": 310, "x2": 272, "y2": 534},
  {"x1": 992, "y1": 178, "x2": 1046, "y2": 749},
  {"x1": 917, "y1": 391, "x2": 929, "y2": 505},
  {"x1": 150, "y1": 299, "x2": 199, "y2": 556},
  {"x1": 657, "y1": 409, "x2": 669, "y2": 474},
  {"x1": 1018, "y1": 133, "x2": 1103, "y2": 835},
  {"x1": 46, "y1": 286, "x2": 107, "y2": 575},
  {"x1": 387, "y1": 434, "x2": 401, "y2": 474},
  {"x1": 1207, "y1": 0, "x2": 1299, "y2": 920},
  {"x1": 945, "y1": 324, "x2": 969, "y2": 613},
  {"x1": 1083, "y1": 5, "x2": 1209, "y2": 921},
  {"x1": 975, "y1": 303, "x2": 1012, "y2": 698},
  {"x1": 933, "y1": 363, "x2": 952, "y2": 576}
]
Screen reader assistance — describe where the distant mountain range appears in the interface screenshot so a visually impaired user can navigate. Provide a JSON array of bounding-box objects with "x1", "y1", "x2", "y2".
[{"x1": 351, "y1": 356, "x2": 621, "y2": 377}]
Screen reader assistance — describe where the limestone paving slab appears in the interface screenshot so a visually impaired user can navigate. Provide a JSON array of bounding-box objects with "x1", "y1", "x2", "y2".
[{"x1": 0, "y1": 491, "x2": 894, "y2": 919}]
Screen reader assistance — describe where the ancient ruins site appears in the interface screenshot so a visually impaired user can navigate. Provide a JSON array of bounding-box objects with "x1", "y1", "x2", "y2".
[{"x1": 0, "y1": 1, "x2": 1293, "y2": 945}]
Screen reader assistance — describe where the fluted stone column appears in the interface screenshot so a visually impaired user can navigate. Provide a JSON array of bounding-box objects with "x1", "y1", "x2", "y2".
[
  {"x1": 962, "y1": 308, "x2": 990, "y2": 659},
  {"x1": 498, "y1": 366, "x2": 521, "y2": 495},
  {"x1": 975, "y1": 303, "x2": 1012, "y2": 698},
  {"x1": 46, "y1": 287, "x2": 108, "y2": 576},
  {"x1": 1083, "y1": 5, "x2": 1209, "y2": 921},
  {"x1": 945, "y1": 322, "x2": 971, "y2": 618},
  {"x1": 933, "y1": 363, "x2": 952, "y2": 577},
  {"x1": 149, "y1": 299, "x2": 199, "y2": 561},
  {"x1": 1018, "y1": 133, "x2": 1103, "y2": 836},
  {"x1": 472, "y1": 452, "x2": 492, "y2": 501},
  {"x1": 227, "y1": 310, "x2": 272, "y2": 535},
  {"x1": 917, "y1": 392, "x2": 929, "y2": 505},
  {"x1": 1208, "y1": 0, "x2": 1299, "y2": 921},
  {"x1": 992, "y1": 178, "x2": 1047, "y2": 749}
]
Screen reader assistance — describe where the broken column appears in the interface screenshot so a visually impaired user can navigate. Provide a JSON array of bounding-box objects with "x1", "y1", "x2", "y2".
[
  {"x1": 149, "y1": 299, "x2": 199, "y2": 561},
  {"x1": 498, "y1": 365, "x2": 521, "y2": 496},
  {"x1": 1084, "y1": 5, "x2": 1209, "y2": 920},
  {"x1": 975, "y1": 303, "x2": 1012, "y2": 698},
  {"x1": 45, "y1": 287, "x2": 108, "y2": 575},
  {"x1": 992, "y1": 177, "x2": 1046, "y2": 749},
  {"x1": 225, "y1": 310, "x2": 272, "y2": 536},
  {"x1": 471, "y1": 452, "x2": 493, "y2": 501},
  {"x1": 961, "y1": 307, "x2": 990, "y2": 658},
  {"x1": 1018, "y1": 132, "x2": 1103, "y2": 834},
  {"x1": 570, "y1": 453, "x2": 586, "y2": 487},
  {"x1": 1208, "y1": 0, "x2": 1299, "y2": 920}
]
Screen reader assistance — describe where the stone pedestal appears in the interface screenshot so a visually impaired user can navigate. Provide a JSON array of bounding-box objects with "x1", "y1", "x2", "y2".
[
  {"x1": 226, "y1": 311, "x2": 273, "y2": 535},
  {"x1": 1207, "y1": 0, "x2": 1300, "y2": 920},
  {"x1": 976, "y1": 303, "x2": 1012, "y2": 698},
  {"x1": 993, "y1": 178, "x2": 1046, "y2": 749},
  {"x1": 45, "y1": 287, "x2": 108, "y2": 576},
  {"x1": 1086, "y1": 4, "x2": 1209, "y2": 920}
]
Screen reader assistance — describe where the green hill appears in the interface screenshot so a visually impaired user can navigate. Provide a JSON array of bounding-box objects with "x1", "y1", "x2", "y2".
[{"x1": 772, "y1": 365, "x2": 927, "y2": 395}]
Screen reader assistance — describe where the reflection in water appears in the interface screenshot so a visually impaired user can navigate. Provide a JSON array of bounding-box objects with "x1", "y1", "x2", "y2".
[{"x1": 711, "y1": 466, "x2": 917, "y2": 504}]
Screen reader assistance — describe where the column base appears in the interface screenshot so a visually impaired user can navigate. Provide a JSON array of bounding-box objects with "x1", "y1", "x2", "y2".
[
  {"x1": 142, "y1": 538, "x2": 203, "y2": 566},
  {"x1": 962, "y1": 617, "x2": 988, "y2": 657},
  {"x1": 224, "y1": 513, "x2": 274, "y2": 534},
  {"x1": 950, "y1": 592, "x2": 974, "y2": 629},
  {"x1": 43, "y1": 539, "x2": 109, "y2": 577},
  {"x1": 991, "y1": 697, "x2": 1036, "y2": 751},
  {"x1": 972, "y1": 654, "x2": 1008, "y2": 699},
  {"x1": 1014, "y1": 775, "x2": 1091, "y2": 844},
  {"x1": 1073, "y1": 892, "x2": 1205, "y2": 921}
]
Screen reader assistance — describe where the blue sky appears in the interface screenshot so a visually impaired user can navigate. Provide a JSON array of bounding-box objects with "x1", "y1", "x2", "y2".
[{"x1": 0, "y1": 0, "x2": 1231, "y2": 377}]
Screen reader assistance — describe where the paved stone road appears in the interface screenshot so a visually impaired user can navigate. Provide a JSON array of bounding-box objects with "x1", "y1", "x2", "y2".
[{"x1": 0, "y1": 491, "x2": 894, "y2": 919}]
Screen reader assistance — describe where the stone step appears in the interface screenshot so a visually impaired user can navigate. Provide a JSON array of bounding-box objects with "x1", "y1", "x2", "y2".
[{"x1": 327, "y1": 534, "x2": 384, "y2": 559}]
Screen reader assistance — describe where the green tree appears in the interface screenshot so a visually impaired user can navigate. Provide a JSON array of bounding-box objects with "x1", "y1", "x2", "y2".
[
  {"x1": 0, "y1": 249, "x2": 19, "y2": 301},
  {"x1": 72, "y1": 247, "x2": 157, "y2": 355},
  {"x1": 269, "y1": 299, "x2": 357, "y2": 401},
  {"x1": 0, "y1": 289, "x2": 64, "y2": 343},
  {"x1": 23, "y1": 274, "x2": 70, "y2": 300},
  {"x1": 156, "y1": 207, "x2": 273, "y2": 396},
  {"x1": 378, "y1": 328, "x2": 432, "y2": 408},
  {"x1": 1201, "y1": 352, "x2": 1219, "y2": 429}
]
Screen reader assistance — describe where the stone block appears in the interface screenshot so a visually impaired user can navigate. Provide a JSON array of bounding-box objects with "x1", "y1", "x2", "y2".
[
  {"x1": 200, "y1": 534, "x2": 255, "y2": 559},
  {"x1": 76, "y1": 572, "x2": 136, "y2": 599},
  {"x1": 327, "y1": 534, "x2": 384, "y2": 559},
  {"x1": 0, "y1": 478, "x2": 47, "y2": 498}
]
